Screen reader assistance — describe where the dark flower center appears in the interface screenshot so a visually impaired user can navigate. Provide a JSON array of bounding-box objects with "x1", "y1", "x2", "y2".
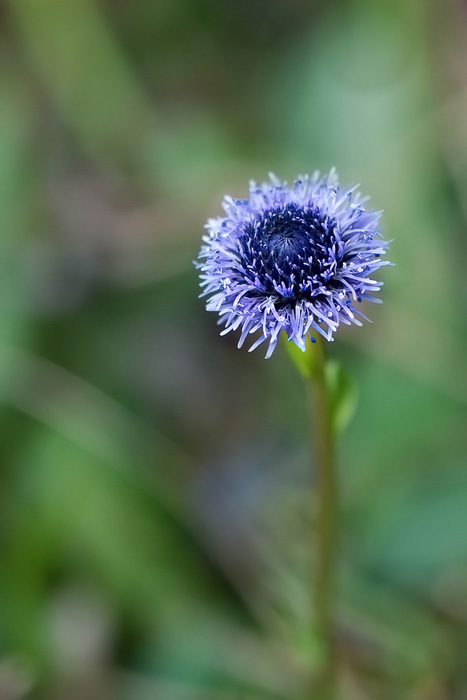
[{"x1": 237, "y1": 203, "x2": 342, "y2": 298}]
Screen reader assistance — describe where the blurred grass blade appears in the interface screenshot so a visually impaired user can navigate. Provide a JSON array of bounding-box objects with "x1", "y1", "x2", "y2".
[{"x1": 9, "y1": 0, "x2": 156, "y2": 168}]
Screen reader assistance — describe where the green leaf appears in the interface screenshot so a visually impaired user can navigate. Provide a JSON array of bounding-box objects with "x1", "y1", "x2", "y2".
[
  {"x1": 284, "y1": 336, "x2": 358, "y2": 434},
  {"x1": 324, "y1": 361, "x2": 359, "y2": 434},
  {"x1": 283, "y1": 334, "x2": 322, "y2": 381}
]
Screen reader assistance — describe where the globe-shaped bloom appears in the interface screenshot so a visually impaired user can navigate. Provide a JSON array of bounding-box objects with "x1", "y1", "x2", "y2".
[{"x1": 196, "y1": 170, "x2": 390, "y2": 358}]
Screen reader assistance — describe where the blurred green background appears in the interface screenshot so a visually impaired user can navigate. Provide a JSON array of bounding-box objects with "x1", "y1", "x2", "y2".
[{"x1": 0, "y1": 0, "x2": 466, "y2": 698}]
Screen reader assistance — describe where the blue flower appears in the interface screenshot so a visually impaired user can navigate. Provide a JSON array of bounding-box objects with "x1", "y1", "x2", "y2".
[{"x1": 196, "y1": 170, "x2": 390, "y2": 359}]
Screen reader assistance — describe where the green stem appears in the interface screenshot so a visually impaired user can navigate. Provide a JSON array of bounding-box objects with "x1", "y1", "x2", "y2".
[{"x1": 309, "y1": 338, "x2": 337, "y2": 698}]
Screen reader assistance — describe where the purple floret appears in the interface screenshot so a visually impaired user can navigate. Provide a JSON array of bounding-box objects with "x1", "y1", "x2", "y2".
[{"x1": 195, "y1": 170, "x2": 391, "y2": 358}]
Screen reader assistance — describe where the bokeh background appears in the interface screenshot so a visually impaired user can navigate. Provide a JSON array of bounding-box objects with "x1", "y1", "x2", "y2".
[{"x1": 0, "y1": 0, "x2": 467, "y2": 698}]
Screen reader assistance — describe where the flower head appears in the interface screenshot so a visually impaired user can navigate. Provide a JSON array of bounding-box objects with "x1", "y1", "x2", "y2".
[{"x1": 196, "y1": 170, "x2": 390, "y2": 358}]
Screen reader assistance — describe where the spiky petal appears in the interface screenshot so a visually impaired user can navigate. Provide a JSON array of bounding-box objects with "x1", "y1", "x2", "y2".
[{"x1": 196, "y1": 169, "x2": 390, "y2": 358}]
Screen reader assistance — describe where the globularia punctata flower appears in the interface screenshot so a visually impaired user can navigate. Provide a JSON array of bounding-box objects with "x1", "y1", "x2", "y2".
[{"x1": 196, "y1": 170, "x2": 390, "y2": 358}]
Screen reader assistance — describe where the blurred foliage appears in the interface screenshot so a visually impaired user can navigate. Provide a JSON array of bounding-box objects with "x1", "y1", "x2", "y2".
[{"x1": 0, "y1": 0, "x2": 466, "y2": 698}]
